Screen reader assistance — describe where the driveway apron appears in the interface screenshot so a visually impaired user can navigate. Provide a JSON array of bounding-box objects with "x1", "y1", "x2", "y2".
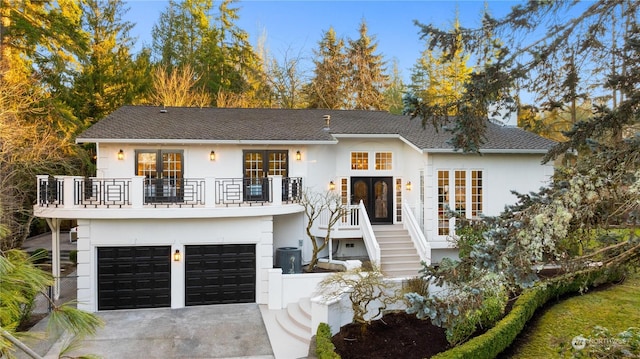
[{"x1": 61, "y1": 304, "x2": 274, "y2": 359}]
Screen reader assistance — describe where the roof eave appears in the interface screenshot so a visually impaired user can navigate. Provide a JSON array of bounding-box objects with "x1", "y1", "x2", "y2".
[
  {"x1": 76, "y1": 138, "x2": 338, "y2": 145},
  {"x1": 425, "y1": 148, "x2": 551, "y2": 154}
]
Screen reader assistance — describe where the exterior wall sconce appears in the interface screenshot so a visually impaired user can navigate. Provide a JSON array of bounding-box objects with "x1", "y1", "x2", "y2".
[
  {"x1": 117, "y1": 149, "x2": 124, "y2": 160},
  {"x1": 296, "y1": 150, "x2": 301, "y2": 161},
  {"x1": 406, "y1": 181, "x2": 412, "y2": 191},
  {"x1": 209, "y1": 150, "x2": 216, "y2": 161},
  {"x1": 173, "y1": 249, "x2": 181, "y2": 262},
  {"x1": 329, "y1": 181, "x2": 335, "y2": 191}
]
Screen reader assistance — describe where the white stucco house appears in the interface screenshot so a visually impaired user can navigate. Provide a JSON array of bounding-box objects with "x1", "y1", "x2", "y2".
[{"x1": 33, "y1": 106, "x2": 554, "y2": 314}]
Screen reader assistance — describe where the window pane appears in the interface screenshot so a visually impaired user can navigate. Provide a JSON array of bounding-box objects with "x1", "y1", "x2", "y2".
[
  {"x1": 351, "y1": 152, "x2": 368, "y2": 170},
  {"x1": 375, "y1": 152, "x2": 392, "y2": 170}
]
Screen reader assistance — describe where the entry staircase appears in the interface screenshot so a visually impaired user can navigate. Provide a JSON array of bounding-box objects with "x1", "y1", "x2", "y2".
[
  {"x1": 265, "y1": 225, "x2": 424, "y2": 357},
  {"x1": 374, "y1": 224, "x2": 423, "y2": 278}
]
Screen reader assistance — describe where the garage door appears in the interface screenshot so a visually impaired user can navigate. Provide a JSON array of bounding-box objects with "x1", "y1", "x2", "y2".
[
  {"x1": 97, "y1": 246, "x2": 171, "y2": 310},
  {"x1": 185, "y1": 244, "x2": 256, "y2": 306}
]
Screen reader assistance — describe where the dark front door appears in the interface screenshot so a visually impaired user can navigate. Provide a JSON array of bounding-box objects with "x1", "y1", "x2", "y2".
[
  {"x1": 184, "y1": 244, "x2": 256, "y2": 306},
  {"x1": 351, "y1": 177, "x2": 393, "y2": 224},
  {"x1": 97, "y1": 246, "x2": 171, "y2": 310}
]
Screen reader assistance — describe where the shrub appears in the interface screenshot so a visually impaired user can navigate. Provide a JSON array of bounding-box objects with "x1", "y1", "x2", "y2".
[
  {"x1": 31, "y1": 248, "x2": 49, "y2": 264},
  {"x1": 432, "y1": 265, "x2": 625, "y2": 359},
  {"x1": 316, "y1": 323, "x2": 340, "y2": 359},
  {"x1": 69, "y1": 250, "x2": 78, "y2": 265}
]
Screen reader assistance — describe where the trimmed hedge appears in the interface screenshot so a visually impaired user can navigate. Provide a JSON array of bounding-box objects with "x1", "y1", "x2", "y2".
[
  {"x1": 432, "y1": 265, "x2": 625, "y2": 359},
  {"x1": 316, "y1": 323, "x2": 341, "y2": 359}
]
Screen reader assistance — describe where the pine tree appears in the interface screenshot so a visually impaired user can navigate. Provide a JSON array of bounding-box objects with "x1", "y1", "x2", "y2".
[
  {"x1": 306, "y1": 27, "x2": 347, "y2": 109},
  {"x1": 346, "y1": 20, "x2": 388, "y2": 110},
  {"x1": 71, "y1": 0, "x2": 147, "y2": 125},
  {"x1": 151, "y1": 0, "x2": 267, "y2": 107},
  {"x1": 384, "y1": 59, "x2": 406, "y2": 114},
  {"x1": 408, "y1": 17, "x2": 472, "y2": 116}
]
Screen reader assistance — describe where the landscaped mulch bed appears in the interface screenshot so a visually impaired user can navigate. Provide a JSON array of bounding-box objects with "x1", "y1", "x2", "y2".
[{"x1": 332, "y1": 312, "x2": 450, "y2": 359}]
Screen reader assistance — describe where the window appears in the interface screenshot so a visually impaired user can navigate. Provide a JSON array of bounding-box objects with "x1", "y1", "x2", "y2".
[
  {"x1": 351, "y1": 152, "x2": 368, "y2": 170},
  {"x1": 437, "y1": 170, "x2": 483, "y2": 235},
  {"x1": 396, "y1": 178, "x2": 402, "y2": 222},
  {"x1": 471, "y1": 170, "x2": 483, "y2": 217},
  {"x1": 136, "y1": 150, "x2": 183, "y2": 203},
  {"x1": 454, "y1": 170, "x2": 466, "y2": 217},
  {"x1": 375, "y1": 152, "x2": 392, "y2": 170},
  {"x1": 438, "y1": 171, "x2": 450, "y2": 235}
]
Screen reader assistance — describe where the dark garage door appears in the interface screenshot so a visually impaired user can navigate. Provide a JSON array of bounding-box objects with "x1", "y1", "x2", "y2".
[
  {"x1": 185, "y1": 244, "x2": 256, "y2": 306},
  {"x1": 97, "y1": 246, "x2": 171, "y2": 310}
]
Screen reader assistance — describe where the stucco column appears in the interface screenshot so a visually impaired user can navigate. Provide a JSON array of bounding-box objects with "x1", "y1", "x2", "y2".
[
  {"x1": 131, "y1": 176, "x2": 144, "y2": 208},
  {"x1": 271, "y1": 175, "x2": 282, "y2": 206},
  {"x1": 204, "y1": 177, "x2": 216, "y2": 208}
]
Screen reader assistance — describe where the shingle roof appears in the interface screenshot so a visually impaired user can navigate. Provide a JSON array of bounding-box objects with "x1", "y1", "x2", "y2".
[{"x1": 76, "y1": 106, "x2": 556, "y2": 153}]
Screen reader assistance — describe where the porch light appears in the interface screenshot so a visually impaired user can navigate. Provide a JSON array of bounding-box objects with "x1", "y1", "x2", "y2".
[
  {"x1": 209, "y1": 150, "x2": 216, "y2": 161},
  {"x1": 117, "y1": 149, "x2": 124, "y2": 160},
  {"x1": 406, "y1": 181, "x2": 412, "y2": 191},
  {"x1": 296, "y1": 150, "x2": 301, "y2": 161},
  {"x1": 173, "y1": 249, "x2": 181, "y2": 262},
  {"x1": 329, "y1": 181, "x2": 335, "y2": 191}
]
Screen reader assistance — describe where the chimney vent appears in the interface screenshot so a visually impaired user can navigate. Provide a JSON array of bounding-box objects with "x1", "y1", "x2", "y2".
[
  {"x1": 323, "y1": 114, "x2": 331, "y2": 130},
  {"x1": 160, "y1": 109, "x2": 167, "y2": 113}
]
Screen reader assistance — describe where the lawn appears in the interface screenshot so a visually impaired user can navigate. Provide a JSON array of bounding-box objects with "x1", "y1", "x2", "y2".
[{"x1": 505, "y1": 270, "x2": 640, "y2": 358}]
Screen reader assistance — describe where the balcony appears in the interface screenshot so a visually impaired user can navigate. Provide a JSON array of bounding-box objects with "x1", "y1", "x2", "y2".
[{"x1": 34, "y1": 175, "x2": 303, "y2": 219}]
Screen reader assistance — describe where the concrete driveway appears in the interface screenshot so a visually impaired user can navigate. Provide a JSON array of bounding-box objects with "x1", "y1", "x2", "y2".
[{"x1": 58, "y1": 304, "x2": 274, "y2": 359}]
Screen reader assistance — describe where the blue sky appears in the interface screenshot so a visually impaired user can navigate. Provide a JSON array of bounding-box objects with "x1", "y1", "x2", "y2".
[{"x1": 124, "y1": 1, "x2": 520, "y2": 81}]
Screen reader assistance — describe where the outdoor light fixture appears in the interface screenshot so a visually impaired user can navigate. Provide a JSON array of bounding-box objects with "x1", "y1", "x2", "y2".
[
  {"x1": 329, "y1": 181, "x2": 335, "y2": 191},
  {"x1": 406, "y1": 181, "x2": 412, "y2": 191},
  {"x1": 296, "y1": 150, "x2": 301, "y2": 161},
  {"x1": 173, "y1": 249, "x2": 181, "y2": 262},
  {"x1": 209, "y1": 150, "x2": 216, "y2": 161},
  {"x1": 117, "y1": 149, "x2": 124, "y2": 160}
]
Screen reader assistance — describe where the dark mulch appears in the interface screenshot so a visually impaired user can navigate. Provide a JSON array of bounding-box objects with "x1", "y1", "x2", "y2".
[{"x1": 332, "y1": 312, "x2": 450, "y2": 359}]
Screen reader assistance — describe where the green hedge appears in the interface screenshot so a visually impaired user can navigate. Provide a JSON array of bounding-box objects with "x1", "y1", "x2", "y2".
[
  {"x1": 432, "y1": 266, "x2": 625, "y2": 359},
  {"x1": 316, "y1": 323, "x2": 341, "y2": 359}
]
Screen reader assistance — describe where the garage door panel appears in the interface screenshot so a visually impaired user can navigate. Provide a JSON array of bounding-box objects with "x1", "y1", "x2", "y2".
[
  {"x1": 97, "y1": 246, "x2": 171, "y2": 310},
  {"x1": 185, "y1": 244, "x2": 256, "y2": 306}
]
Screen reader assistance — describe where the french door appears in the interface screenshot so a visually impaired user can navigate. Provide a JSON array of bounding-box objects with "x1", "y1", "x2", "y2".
[
  {"x1": 136, "y1": 150, "x2": 183, "y2": 203},
  {"x1": 351, "y1": 177, "x2": 393, "y2": 224},
  {"x1": 243, "y1": 150, "x2": 288, "y2": 201}
]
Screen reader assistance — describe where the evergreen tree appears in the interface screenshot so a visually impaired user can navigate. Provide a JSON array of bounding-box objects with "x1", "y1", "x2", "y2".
[
  {"x1": 151, "y1": 0, "x2": 267, "y2": 107},
  {"x1": 306, "y1": 27, "x2": 347, "y2": 109},
  {"x1": 346, "y1": 20, "x2": 388, "y2": 110},
  {"x1": 384, "y1": 59, "x2": 406, "y2": 114},
  {"x1": 0, "y1": 0, "x2": 89, "y2": 248},
  {"x1": 404, "y1": 1, "x2": 640, "y2": 337},
  {"x1": 408, "y1": 17, "x2": 472, "y2": 116},
  {"x1": 71, "y1": 0, "x2": 147, "y2": 125}
]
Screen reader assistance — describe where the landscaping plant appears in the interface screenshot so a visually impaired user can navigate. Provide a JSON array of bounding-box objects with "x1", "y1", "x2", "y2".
[
  {"x1": 300, "y1": 189, "x2": 349, "y2": 272},
  {"x1": 319, "y1": 265, "x2": 399, "y2": 326}
]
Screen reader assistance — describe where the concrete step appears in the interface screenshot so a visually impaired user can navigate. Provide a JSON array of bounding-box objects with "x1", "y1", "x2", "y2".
[
  {"x1": 259, "y1": 305, "x2": 311, "y2": 359},
  {"x1": 298, "y1": 297, "x2": 312, "y2": 319},
  {"x1": 381, "y1": 268, "x2": 423, "y2": 278},
  {"x1": 381, "y1": 254, "x2": 421, "y2": 263},
  {"x1": 275, "y1": 309, "x2": 311, "y2": 345},
  {"x1": 287, "y1": 302, "x2": 312, "y2": 334}
]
